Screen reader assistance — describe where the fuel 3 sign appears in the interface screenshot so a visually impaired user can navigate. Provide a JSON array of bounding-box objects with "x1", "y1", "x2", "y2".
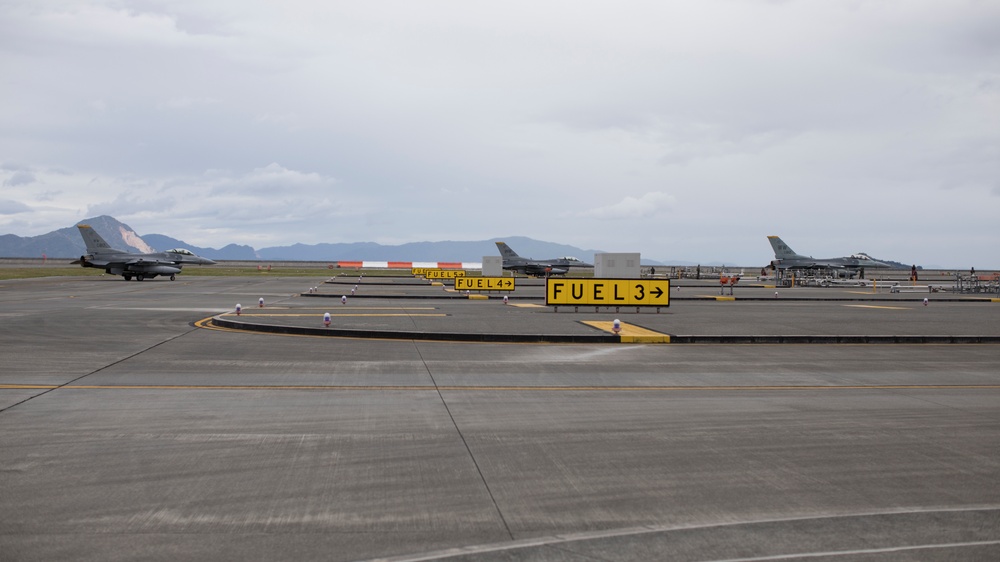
[{"x1": 546, "y1": 279, "x2": 670, "y2": 307}]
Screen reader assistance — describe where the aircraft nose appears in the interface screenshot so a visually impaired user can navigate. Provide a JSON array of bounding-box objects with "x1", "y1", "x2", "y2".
[{"x1": 201, "y1": 257, "x2": 217, "y2": 265}]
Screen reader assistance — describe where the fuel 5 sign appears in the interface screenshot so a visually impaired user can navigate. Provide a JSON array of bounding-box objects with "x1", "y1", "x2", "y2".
[
  {"x1": 424, "y1": 270, "x2": 467, "y2": 279},
  {"x1": 546, "y1": 279, "x2": 670, "y2": 307}
]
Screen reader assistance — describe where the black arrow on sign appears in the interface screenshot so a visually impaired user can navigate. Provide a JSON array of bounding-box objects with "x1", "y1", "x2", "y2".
[{"x1": 651, "y1": 286, "x2": 664, "y2": 299}]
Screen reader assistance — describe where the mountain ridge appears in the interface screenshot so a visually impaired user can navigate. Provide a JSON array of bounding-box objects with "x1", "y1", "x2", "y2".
[{"x1": 0, "y1": 215, "x2": 688, "y2": 265}]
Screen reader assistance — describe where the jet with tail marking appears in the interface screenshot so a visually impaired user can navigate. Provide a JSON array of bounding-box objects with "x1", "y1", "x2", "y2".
[
  {"x1": 73, "y1": 224, "x2": 216, "y2": 281},
  {"x1": 767, "y1": 236, "x2": 891, "y2": 272},
  {"x1": 495, "y1": 241, "x2": 592, "y2": 276}
]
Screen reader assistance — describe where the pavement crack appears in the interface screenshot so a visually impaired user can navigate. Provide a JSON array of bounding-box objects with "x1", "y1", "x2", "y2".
[
  {"x1": 411, "y1": 340, "x2": 515, "y2": 541},
  {"x1": 0, "y1": 326, "x2": 201, "y2": 415}
]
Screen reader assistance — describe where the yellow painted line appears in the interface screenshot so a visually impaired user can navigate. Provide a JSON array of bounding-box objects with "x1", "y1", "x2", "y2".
[
  {"x1": 3, "y1": 384, "x2": 999, "y2": 392},
  {"x1": 280, "y1": 307, "x2": 438, "y2": 311},
  {"x1": 221, "y1": 313, "x2": 447, "y2": 317},
  {"x1": 844, "y1": 305, "x2": 910, "y2": 310},
  {"x1": 992, "y1": 299, "x2": 1000, "y2": 303},
  {"x1": 509, "y1": 303, "x2": 546, "y2": 308},
  {"x1": 0, "y1": 384, "x2": 59, "y2": 389},
  {"x1": 581, "y1": 321, "x2": 670, "y2": 343},
  {"x1": 715, "y1": 296, "x2": 736, "y2": 301},
  {"x1": 196, "y1": 317, "x2": 537, "y2": 345},
  {"x1": 468, "y1": 295, "x2": 489, "y2": 300},
  {"x1": 196, "y1": 318, "x2": 335, "y2": 339}
]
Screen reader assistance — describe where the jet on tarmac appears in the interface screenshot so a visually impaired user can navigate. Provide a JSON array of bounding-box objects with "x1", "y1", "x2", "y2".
[
  {"x1": 767, "y1": 236, "x2": 891, "y2": 272},
  {"x1": 74, "y1": 224, "x2": 216, "y2": 281},
  {"x1": 495, "y1": 241, "x2": 593, "y2": 276}
]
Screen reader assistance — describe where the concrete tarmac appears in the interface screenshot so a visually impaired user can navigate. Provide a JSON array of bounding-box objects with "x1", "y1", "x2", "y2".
[{"x1": 1, "y1": 275, "x2": 999, "y2": 561}]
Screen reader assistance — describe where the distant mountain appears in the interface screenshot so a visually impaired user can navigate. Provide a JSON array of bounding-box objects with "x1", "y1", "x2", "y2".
[
  {"x1": 0, "y1": 215, "x2": 153, "y2": 259},
  {"x1": 1, "y1": 216, "x2": 925, "y2": 267},
  {"x1": 255, "y1": 236, "x2": 606, "y2": 263},
  {"x1": 1, "y1": 217, "x2": 632, "y2": 264},
  {"x1": 0, "y1": 216, "x2": 248, "y2": 260},
  {"x1": 869, "y1": 257, "x2": 916, "y2": 270},
  {"x1": 142, "y1": 234, "x2": 258, "y2": 261}
]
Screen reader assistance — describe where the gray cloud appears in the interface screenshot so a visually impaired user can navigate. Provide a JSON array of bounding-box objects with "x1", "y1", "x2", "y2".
[
  {"x1": 3, "y1": 171, "x2": 36, "y2": 187},
  {"x1": 87, "y1": 191, "x2": 177, "y2": 218},
  {"x1": 0, "y1": 1, "x2": 998, "y2": 266},
  {"x1": 0, "y1": 199, "x2": 32, "y2": 214},
  {"x1": 575, "y1": 192, "x2": 676, "y2": 220}
]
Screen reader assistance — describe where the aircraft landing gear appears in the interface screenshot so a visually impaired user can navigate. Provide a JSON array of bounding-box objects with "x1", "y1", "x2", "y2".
[
  {"x1": 170, "y1": 274, "x2": 176, "y2": 281},
  {"x1": 136, "y1": 274, "x2": 145, "y2": 281},
  {"x1": 123, "y1": 274, "x2": 132, "y2": 281}
]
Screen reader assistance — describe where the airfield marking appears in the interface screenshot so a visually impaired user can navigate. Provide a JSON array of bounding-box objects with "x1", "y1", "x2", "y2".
[
  {"x1": 508, "y1": 303, "x2": 546, "y2": 308},
  {"x1": 234, "y1": 307, "x2": 438, "y2": 311},
  {"x1": 844, "y1": 304, "x2": 911, "y2": 310},
  {"x1": 89, "y1": 307, "x2": 233, "y2": 313},
  {"x1": 581, "y1": 321, "x2": 671, "y2": 343},
  {"x1": 3, "y1": 384, "x2": 999, "y2": 392},
  {"x1": 219, "y1": 313, "x2": 447, "y2": 318},
  {"x1": 195, "y1": 316, "x2": 466, "y2": 341},
  {"x1": 196, "y1": 317, "x2": 321, "y2": 336}
]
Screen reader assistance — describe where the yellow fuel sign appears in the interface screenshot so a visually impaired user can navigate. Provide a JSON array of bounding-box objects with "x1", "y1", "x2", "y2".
[
  {"x1": 546, "y1": 278, "x2": 670, "y2": 307},
  {"x1": 455, "y1": 277, "x2": 515, "y2": 291},
  {"x1": 424, "y1": 269, "x2": 467, "y2": 279}
]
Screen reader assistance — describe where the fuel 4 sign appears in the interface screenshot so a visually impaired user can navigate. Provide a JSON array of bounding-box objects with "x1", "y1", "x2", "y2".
[
  {"x1": 455, "y1": 277, "x2": 515, "y2": 291},
  {"x1": 546, "y1": 279, "x2": 670, "y2": 307}
]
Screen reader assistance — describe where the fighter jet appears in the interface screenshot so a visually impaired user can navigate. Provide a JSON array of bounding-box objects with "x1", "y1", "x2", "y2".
[
  {"x1": 495, "y1": 241, "x2": 593, "y2": 276},
  {"x1": 73, "y1": 224, "x2": 216, "y2": 281},
  {"x1": 767, "y1": 236, "x2": 891, "y2": 272}
]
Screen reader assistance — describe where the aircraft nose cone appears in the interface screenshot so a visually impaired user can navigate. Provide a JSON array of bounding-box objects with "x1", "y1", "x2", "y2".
[{"x1": 201, "y1": 257, "x2": 217, "y2": 265}]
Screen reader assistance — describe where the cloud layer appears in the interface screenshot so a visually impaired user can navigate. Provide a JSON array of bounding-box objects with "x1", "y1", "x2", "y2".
[{"x1": 1, "y1": 1, "x2": 998, "y2": 266}]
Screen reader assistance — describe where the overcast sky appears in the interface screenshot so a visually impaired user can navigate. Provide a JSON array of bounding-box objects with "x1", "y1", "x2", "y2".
[{"x1": 1, "y1": 1, "x2": 998, "y2": 267}]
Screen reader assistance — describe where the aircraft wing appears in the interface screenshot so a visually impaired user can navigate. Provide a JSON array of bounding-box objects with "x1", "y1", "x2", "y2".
[
  {"x1": 125, "y1": 257, "x2": 179, "y2": 266},
  {"x1": 77, "y1": 256, "x2": 112, "y2": 267},
  {"x1": 775, "y1": 259, "x2": 849, "y2": 270},
  {"x1": 79, "y1": 256, "x2": 181, "y2": 271},
  {"x1": 524, "y1": 263, "x2": 568, "y2": 276},
  {"x1": 805, "y1": 261, "x2": 841, "y2": 269}
]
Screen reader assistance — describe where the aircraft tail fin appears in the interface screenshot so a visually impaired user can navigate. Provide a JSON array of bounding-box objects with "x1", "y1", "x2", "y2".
[
  {"x1": 495, "y1": 241, "x2": 520, "y2": 260},
  {"x1": 767, "y1": 236, "x2": 804, "y2": 260},
  {"x1": 77, "y1": 225, "x2": 118, "y2": 255}
]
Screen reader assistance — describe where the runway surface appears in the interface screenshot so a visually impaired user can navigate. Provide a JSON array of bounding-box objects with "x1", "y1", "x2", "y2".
[{"x1": 2, "y1": 275, "x2": 999, "y2": 561}]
